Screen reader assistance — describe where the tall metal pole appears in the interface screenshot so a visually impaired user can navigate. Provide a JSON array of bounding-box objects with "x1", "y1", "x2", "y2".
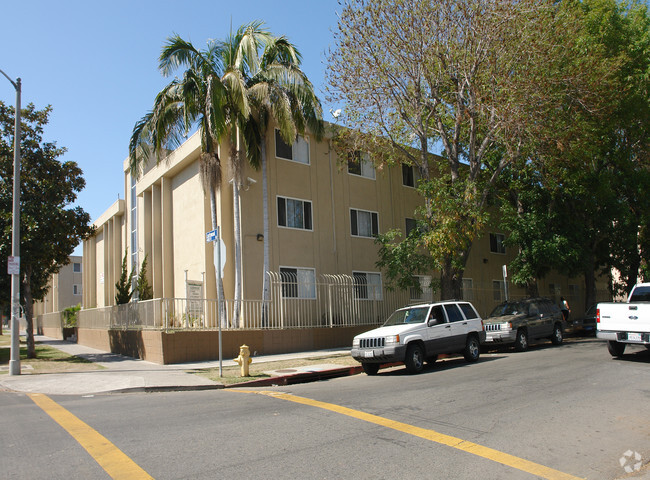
[{"x1": 1, "y1": 69, "x2": 22, "y2": 376}]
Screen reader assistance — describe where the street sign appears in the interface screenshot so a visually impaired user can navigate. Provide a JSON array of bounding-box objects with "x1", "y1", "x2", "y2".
[
  {"x1": 206, "y1": 228, "x2": 219, "y2": 243},
  {"x1": 7, "y1": 256, "x2": 19, "y2": 275}
]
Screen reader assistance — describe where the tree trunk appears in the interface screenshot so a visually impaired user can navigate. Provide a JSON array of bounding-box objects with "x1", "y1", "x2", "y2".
[
  {"x1": 261, "y1": 136, "x2": 270, "y2": 326},
  {"x1": 584, "y1": 267, "x2": 597, "y2": 311},
  {"x1": 526, "y1": 280, "x2": 539, "y2": 297},
  {"x1": 440, "y1": 255, "x2": 464, "y2": 300},
  {"x1": 232, "y1": 173, "x2": 243, "y2": 328},
  {"x1": 209, "y1": 189, "x2": 227, "y2": 328},
  {"x1": 23, "y1": 265, "x2": 36, "y2": 358}
]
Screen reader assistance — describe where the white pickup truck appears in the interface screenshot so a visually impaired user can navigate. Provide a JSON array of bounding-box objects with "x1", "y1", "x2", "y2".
[{"x1": 597, "y1": 283, "x2": 650, "y2": 357}]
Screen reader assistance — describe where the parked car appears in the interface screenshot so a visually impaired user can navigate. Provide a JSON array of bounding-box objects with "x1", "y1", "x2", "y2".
[
  {"x1": 570, "y1": 304, "x2": 597, "y2": 334},
  {"x1": 351, "y1": 300, "x2": 486, "y2": 375},
  {"x1": 482, "y1": 297, "x2": 565, "y2": 351}
]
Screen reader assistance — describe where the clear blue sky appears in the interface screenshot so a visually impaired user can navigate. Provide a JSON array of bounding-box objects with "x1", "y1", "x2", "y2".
[{"x1": 0, "y1": 0, "x2": 341, "y2": 254}]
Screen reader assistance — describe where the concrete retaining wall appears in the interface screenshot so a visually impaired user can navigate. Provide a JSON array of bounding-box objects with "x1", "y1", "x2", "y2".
[{"x1": 68, "y1": 326, "x2": 374, "y2": 364}]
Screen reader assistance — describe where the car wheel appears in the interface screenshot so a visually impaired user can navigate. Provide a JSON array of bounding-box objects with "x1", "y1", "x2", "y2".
[
  {"x1": 551, "y1": 323, "x2": 563, "y2": 345},
  {"x1": 607, "y1": 341, "x2": 626, "y2": 358},
  {"x1": 426, "y1": 354, "x2": 438, "y2": 365},
  {"x1": 514, "y1": 329, "x2": 528, "y2": 352},
  {"x1": 463, "y1": 335, "x2": 481, "y2": 362},
  {"x1": 362, "y1": 363, "x2": 380, "y2": 375},
  {"x1": 404, "y1": 343, "x2": 425, "y2": 374}
]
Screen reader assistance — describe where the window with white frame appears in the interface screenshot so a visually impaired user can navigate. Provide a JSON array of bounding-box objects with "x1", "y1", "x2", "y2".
[
  {"x1": 277, "y1": 196, "x2": 312, "y2": 230},
  {"x1": 279, "y1": 267, "x2": 316, "y2": 299},
  {"x1": 410, "y1": 275, "x2": 432, "y2": 301},
  {"x1": 73, "y1": 284, "x2": 82, "y2": 296},
  {"x1": 489, "y1": 233, "x2": 506, "y2": 254},
  {"x1": 402, "y1": 164, "x2": 420, "y2": 187},
  {"x1": 462, "y1": 278, "x2": 474, "y2": 301},
  {"x1": 348, "y1": 151, "x2": 375, "y2": 179},
  {"x1": 350, "y1": 209, "x2": 379, "y2": 238},
  {"x1": 275, "y1": 129, "x2": 310, "y2": 164},
  {"x1": 493, "y1": 280, "x2": 505, "y2": 302},
  {"x1": 73, "y1": 262, "x2": 81, "y2": 273},
  {"x1": 353, "y1": 271, "x2": 383, "y2": 300}
]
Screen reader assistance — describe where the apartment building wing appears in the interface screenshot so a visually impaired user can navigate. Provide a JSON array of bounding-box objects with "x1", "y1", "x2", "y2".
[{"x1": 33, "y1": 255, "x2": 83, "y2": 315}]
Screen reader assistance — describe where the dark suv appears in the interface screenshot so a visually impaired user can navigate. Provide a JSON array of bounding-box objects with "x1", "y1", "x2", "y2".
[{"x1": 482, "y1": 297, "x2": 565, "y2": 351}]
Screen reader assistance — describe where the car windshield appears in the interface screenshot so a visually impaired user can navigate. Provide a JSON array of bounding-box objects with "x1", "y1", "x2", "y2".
[
  {"x1": 489, "y1": 302, "x2": 526, "y2": 317},
  {"x1": 383, "y1": 307, "x2": 429, "y2": 326}
]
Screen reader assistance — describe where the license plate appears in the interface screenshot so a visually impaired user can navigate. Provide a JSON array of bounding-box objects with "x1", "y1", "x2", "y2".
[
  {"x1": 364, "y1": 350, "x2": 374, "y2": 358},
  {"x1": 628, "y1": 332, "x2": 642, "y2": 342}
]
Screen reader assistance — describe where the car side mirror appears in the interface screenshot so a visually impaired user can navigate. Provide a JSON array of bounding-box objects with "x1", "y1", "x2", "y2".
[{"x1": 428, "y1": 319, "x2": 438, "y2": 327}]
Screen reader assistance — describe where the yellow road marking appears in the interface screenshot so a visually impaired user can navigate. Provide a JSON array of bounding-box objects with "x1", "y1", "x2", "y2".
[
  {"x1": 28, "y1": 393, "x2": 154, "y2": 480},
  {"x1": 234, "y1": 390, "x2": 584, "y2": 480}
]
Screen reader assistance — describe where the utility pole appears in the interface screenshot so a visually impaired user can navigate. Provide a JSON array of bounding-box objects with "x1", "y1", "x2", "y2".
[{"x1": 1, "y1": 68, "x2": 22, "y2": 375}]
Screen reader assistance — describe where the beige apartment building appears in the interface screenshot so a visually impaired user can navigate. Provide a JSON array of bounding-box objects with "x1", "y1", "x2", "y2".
[
  {"x1": 82, "y1": 125, "x2": 597, "y2": 320},
  {"x1": 33, "y1": 255, "x2": 83, "y2": 316}
]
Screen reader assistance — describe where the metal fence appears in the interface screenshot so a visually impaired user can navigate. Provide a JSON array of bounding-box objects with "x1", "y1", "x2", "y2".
[{"x1": 37, "y1": 273, "x2": 614, "y2": 332}]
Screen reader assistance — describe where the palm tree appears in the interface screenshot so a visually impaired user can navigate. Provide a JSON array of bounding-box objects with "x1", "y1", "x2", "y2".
[
  {"x1": 129, "y1": 22, "x2": 322, "y2": 328},
  {"x1": 129, "y1": 35, "x2": 230, "y2": 326},
  {"x1": 246, "y1": 37, "x2": 324, "y2": 315}
]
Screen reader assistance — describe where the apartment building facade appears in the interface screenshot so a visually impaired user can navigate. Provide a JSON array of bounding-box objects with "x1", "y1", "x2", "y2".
[{"x1": 82, "y1": 125, "x2": 596, "y2": 319}]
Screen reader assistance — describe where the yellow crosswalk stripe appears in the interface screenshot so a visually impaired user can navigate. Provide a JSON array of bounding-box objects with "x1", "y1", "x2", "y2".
[
  {"x1": 28, "y1": 393, "x2": 154, "y2": 480},
  {"x1": 235, "y1": 390, "x2": 584, "y2": 480}
]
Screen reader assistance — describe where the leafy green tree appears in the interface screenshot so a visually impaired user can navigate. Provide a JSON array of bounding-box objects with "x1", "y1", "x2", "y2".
[
  {"x1": 136, "y1": 254, "x2": 153, "y2": 301},
  {"x1": 328, "y1": 0, "x2": 609, "y2": 299},
  {"x1": 115, "y1": 251, "x2": 134, "y2": 305},
  {"x1": 0, "y1": 102, "x2": 93, "y2": 357},
  {"x1": 498, "y1": 0, "x2": 650, "y2": 308}
]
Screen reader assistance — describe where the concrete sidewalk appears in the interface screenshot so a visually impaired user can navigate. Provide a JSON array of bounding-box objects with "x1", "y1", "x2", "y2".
[{"x1": 0, "y1": 335, "x2": 358, "y2": 395}]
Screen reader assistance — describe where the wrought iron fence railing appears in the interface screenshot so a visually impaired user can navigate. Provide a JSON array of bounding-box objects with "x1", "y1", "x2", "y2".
[{"x1": 36, "y1": 273, "x2": 613, "y2": 332}]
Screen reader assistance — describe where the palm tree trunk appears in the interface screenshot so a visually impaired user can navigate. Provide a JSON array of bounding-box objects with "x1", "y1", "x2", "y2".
[
  {"x1": 261, "y1": 136, "x2": 270, "y2": 326},
  {"x1": 209, "y1": 188, "x2": 227, "y2": 328},
  {"x1": 233, "y1": 179, "x2": 243, "y2": 327}
]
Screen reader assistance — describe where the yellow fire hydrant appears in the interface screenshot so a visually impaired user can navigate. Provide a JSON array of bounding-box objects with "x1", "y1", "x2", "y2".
[{"x1": 234, "y1": 344, "x2": 252, "y2": 377}]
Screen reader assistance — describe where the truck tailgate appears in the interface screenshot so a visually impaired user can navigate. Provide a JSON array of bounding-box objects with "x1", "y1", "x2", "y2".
[{"x1": 598, "y1": 303, "x2": 650, "y2": 333}]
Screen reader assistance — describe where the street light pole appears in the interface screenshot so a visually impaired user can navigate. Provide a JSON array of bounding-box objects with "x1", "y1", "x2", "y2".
[{"x1": 1, "y1": 69, "x2": 22, "y2": 376}]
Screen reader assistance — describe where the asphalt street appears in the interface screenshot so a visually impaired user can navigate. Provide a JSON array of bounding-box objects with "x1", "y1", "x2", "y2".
[{"x1": 2, "y1": 337, "x2": 649, "y2": 480}]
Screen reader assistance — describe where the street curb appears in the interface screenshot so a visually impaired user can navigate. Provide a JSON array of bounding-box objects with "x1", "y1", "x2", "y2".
[{"x1": 225, "y1": 365, "x2": 365, "y2": 388}]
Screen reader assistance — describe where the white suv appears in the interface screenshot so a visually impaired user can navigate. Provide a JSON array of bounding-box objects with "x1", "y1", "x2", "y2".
[{"x1": 351, "y1": 301, "x2": 486, "y2": 375}]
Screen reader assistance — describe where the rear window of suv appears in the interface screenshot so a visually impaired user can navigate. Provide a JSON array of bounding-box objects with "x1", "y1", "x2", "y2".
[{"x1": 459, "y1": 303, "x2": 479, "y2": 319}]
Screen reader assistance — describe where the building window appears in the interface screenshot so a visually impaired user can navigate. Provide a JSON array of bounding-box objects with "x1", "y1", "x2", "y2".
[
  {"x1": 405, "y1": 218, "x2": 417, "y2": 236},
  {"x1": 348, "y1": 151, "x2": 375, "y2": 179},
  {"x1": 73, "y1": 262, "x2": 81, "y2": 273},
  {"x1": 489, "y1": 233, "x2": 506, "y2": 254},
  {"x1": 279, "y1": 267, "x2": 316, "y2": 299},
  {"x1": 277, "y1": 196, "x2": 312, "y2": 230},
  {"x1": 410, "y1": 275, "x2": 432, "y2": 301},
  {"x1": 350, "y1": 209, "x2": 379, "y2": 238},
  {"x1": 402, "y1": 164, "x2": 419, "y2": 187},
  {"x1": 353, "y1": 271, "x2": 383, "y2": 300},
  {"x1": 493, "y1": 280, "x2": 505, "y2": 302},
  {"x1": 462, "y1": 278, "x2": 474, "y2": 301},
  {"x1": 73, "y1": 284, "x2": 82, "y2": 296},
  {"x1": 275, "y1": 129, "x2": 310, "y2": 164}
]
